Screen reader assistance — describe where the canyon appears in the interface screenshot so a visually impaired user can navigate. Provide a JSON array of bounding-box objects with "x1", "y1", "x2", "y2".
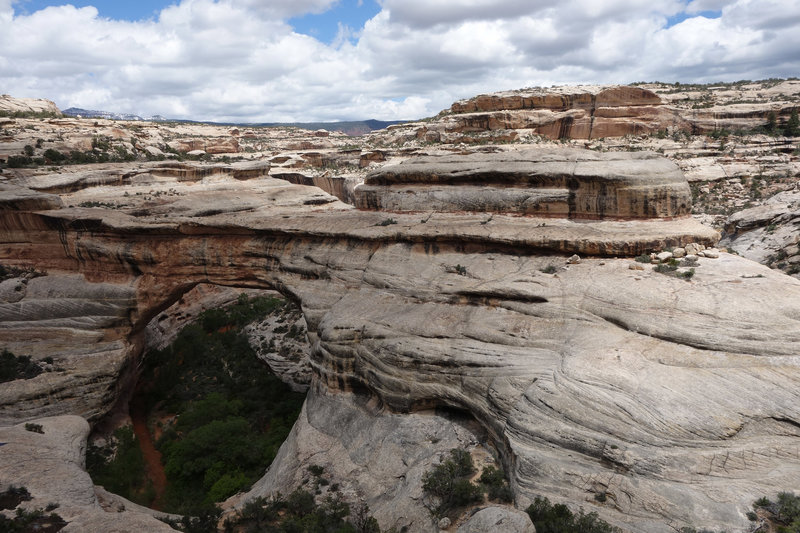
[{"x1": 0, "y1": 81, "x2": 799, "y2": 533}]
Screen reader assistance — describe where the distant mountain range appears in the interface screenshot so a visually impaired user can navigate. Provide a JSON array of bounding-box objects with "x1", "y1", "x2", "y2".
[
  {"x1": 61, "y1": 107, "x2": 406, "y2": 135},
  {"x1": 62, "y1": 107, "x2": 166, "y2": 122}
]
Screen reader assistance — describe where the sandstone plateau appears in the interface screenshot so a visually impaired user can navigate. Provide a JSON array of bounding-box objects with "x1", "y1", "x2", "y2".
[{"x1": 0, "y1": 84, "x2": 799, "y2": 533}]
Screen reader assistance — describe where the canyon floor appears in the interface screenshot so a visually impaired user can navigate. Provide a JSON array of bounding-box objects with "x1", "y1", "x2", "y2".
[{"x1": 1, "y1": 80, "x2": 799, "y2": 533}]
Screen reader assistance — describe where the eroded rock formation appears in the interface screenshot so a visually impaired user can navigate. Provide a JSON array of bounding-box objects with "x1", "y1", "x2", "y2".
[
  {"x1": 355, "y1": 149, "x2": 691, "y2": 219},
  {"x1": 1, "y1": 144, "x2": 798, "y2": 533}
]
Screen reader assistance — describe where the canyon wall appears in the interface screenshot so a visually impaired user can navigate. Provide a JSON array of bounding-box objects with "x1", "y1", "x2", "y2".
[{"x1": 3, "y1": 151, "x2": 800, "y2": 532}]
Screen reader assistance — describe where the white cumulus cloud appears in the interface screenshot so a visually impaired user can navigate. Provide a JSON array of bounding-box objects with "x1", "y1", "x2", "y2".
[{"x1": 0, "y1": 0, "x2": 797, "y2": 122}]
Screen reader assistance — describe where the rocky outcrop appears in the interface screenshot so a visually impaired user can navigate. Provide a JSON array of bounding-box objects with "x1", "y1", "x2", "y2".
[
  {"x1": 355, "y1": 149, "x2": 691, "y2": 219},
  {"x1": 447, "y1": 86, "x2": 666, "y2": 139},
  {"x1": 235, "y1": 387, "x2": 493, "y2": 532},
  {"x1": 167, "y1": 137, "x2": 240, "y2": 154},
  {"x1": 457, "y1": 507, "x2": 535, "y2": 533},
  {"x1": 2, "y1": 150, "x2": 800, "y2": 533},
  {"x1": 371, "y1": 81, "x2": 800, "y2": 144},
  {"x1": 0, "y1": 415, "x2": 175, "y2": 532},
  {"x1": 0, "y1": 94, "x2": 61, "y2": 116},
  {"x1": 721, "y1": 188, "x2": 800, "y2": 276}
]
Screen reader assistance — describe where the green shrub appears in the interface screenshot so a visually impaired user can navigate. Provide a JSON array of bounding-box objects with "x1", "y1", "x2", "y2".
[
  {"x1": 422, "y1": 448, "x2": 482, "y2": 517},
  {"x1": 784, "y1": 109, "x2": 800, "y2": 137},
  {"x1": 375, "y1": 218, "x2": 397, "y2": 226},
  {"x1": 224, "y1": 491, "x2": 378, "y2": 533},
  {"x1": 0, "y1": 350, "x2": 43, "y2": 383},
  {"x1": 525, "y1": 495, "x2": 620, "y2": 533},
  {"x1": 750, "y1": 493, "x2": 800, "y2": 532},
  {"x1": 0, "y1": 507, "x2": 67, "y2": 533},
  {"x1": 479, "y1": 466, "x2": 513, "y2": 503},
  {"x1": 24, "y1": 423, "x2": 44, "y2": 434},
  {"x1": 43, "y1": 149, "x2": 66, "y2": 163}
]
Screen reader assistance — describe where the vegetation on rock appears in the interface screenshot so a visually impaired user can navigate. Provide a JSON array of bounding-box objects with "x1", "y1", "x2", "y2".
[
  {"x1": 141, "y1": 295, "x2": 305, "y2": 514},
  {"x1": 525, "y1": 495, "x2": 619, "y2": 533},
  {"x1": 0, "y1": 486, "x2": 66, "y2": 533},
  {"x1": 751, "y1": 492, "x2": 800, "y2": 532},
  {"x1": 0, "y1": 350, "x2": 43, "y2": 383},
  {"x1": 86, "y1": 426, "x2": 153, "y2": 507},
  {"x1": 421, "y1": 448, "x2": 513, "y2": 519},
  {"x1": 221, "y1": 490, "x2": 381, "y2": 533}
]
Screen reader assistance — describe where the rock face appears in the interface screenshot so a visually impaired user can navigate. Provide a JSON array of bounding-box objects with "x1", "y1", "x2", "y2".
[
  {"x1": 371, "y1": 80, "x2": 800, "y2": 146},
  {"x1": 448, "y1": 85, "x2": 665, "y2": 139},
  {"x1": 236, "y1": 388, "x2": 492, "y2": 532},
  {"x1": 441, "y1": 82, "x2": 800, "y2": 140},
  {"x1": 721, "y1": 188, "x2": 800, "y2": 275},
  {"x1": 0, "y1": 94, "x2": 61, "y2": 115},
  {"x1": 1, "y1": 149, "x2": 799, "y2": 533},
  {"x1": 0, "y1": 416, "x2": 175, "y2": 532},
  {"x1": 456, "y1": 507, "x2": 536, "y2": 533},
  {"x1": 355, "y1": 149, "x2": 691, "y2": 219}
]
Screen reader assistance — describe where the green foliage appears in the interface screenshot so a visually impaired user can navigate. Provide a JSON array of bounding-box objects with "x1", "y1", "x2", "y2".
[
  {"x1": 540, "y1": 265, "x2": 558, "y2": 274},
  {"x1": 634, "y1": 254, "x2": 652, "y2": 263},
  {"x1": 479, "y1": 466, "x2": 513, "y2": 503},
  {"x1": 785, "y1": 109, "x2": 800, "y2": 137},
  {"x1": 421, "y1": 448, "x2": 482, "y2": 518},
  {"x1": 138, "y1": 295, "x2": 305, "y2": 515},
  {"x1": 753, "y1": 493, "x2": 800, "y2": 532},
  {"x1": 654, "y1": 259, "x2": 695, "y2": 282},
  {"x1": 43, "y1": 149, "x2": 66, "y2": 163},
  {"x1": 0, "y1": 110, "x2": 60, "y2": 119},
  {"x1": 160, "y1": 507, "x2": 222, "y2": 533},
  {"x1": 85, "y1": 426, "x2": 154, "y2": 507},
  {"x1": 6, "y1": 155, "x2": 33, "y2": 168},
  {"x1": 766, "y1": 111, "x2": 778, "y2": 134},
  {"x1": 525, "y1": 496, "x2": 620, "y2": 533},
  {"x1": 0, "y1": 349, "x2": 43, "y2": 383},
  {"x1": 0, "y1": 506, "x2": 67, "y2": 533},
  {"x1": 225, "y1": 491, "x2": 379, "y2": 533},
  {"x1": 375, "y1": 218, "x2": 398, "y2": 226},
  {"x1": 24, "y1": 423, "x2": 44, "y2": 434}
]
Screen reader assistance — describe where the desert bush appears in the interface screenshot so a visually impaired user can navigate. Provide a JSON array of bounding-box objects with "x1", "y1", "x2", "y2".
[
  {"x1": 525, "y1": 495, "x2": 620, "y2": 533},
  {"x1": 422, "y1": 448, "x2": 483, "y2": 517},
  {"x1": 0, "y1": 350, "x2": 43, "y2": 383}
]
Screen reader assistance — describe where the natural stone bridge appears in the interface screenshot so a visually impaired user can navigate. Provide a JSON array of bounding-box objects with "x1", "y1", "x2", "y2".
[{"x1": 1, "y1": 150, "x2": 799, "y2": 532}]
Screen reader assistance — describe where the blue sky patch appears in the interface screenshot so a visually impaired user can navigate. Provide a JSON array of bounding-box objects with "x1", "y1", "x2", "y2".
[
  {"x1": 14, "y1": 0, "x2": 169, "y2": 20},
  {"x1": 665, "y1": 10, "x2": 722, "y2": 28},
  {"x1": 289, "y1": 0, "x2": 381, "y2": 44}
]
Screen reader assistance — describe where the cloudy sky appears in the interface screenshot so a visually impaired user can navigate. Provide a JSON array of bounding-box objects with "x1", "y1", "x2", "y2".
[{"x1": 1, "y1": 0, "x2": 798, "y2": 122}]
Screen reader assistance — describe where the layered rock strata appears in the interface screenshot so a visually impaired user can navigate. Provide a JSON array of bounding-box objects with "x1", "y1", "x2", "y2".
[
  {"x1": 355, "y1": 149, "x2": 691, "y2": 219},
  {"x1": 440, "y1": 83, "x2": 800, "y2": 140},
  {"x1": 3, "y1": 153, "x2": 800, "y2": 532}
]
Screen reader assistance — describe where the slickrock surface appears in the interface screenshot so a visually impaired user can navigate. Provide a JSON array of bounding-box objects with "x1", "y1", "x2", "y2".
[
  {"x1": 356, "y1": 149, "x2": 691, "y2": 219},
  {"x1": 234, "y1": 388, "x2": 499, "y2": 532},
  {"x1": 1, "y1": 85, "x2": 799, "y2": 532},
  {"x1": 0, "y1": 94, "x2": 60, "y2": 115}
]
